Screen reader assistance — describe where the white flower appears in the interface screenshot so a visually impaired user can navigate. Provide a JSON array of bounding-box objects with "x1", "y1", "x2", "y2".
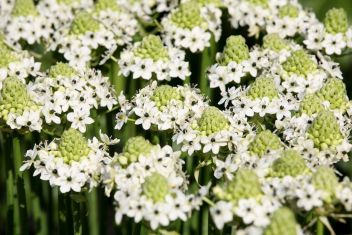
[
  {"x1": 322, "y1": 34, "x2": 346, "y2": 55},
  {"x1": 295, "y1": 184, "x2": 323, "y2": 211},
  {"x1": 67, "y1": 109, "x2": 94, "y2": 133},
  {"x1": 58, "y1": 166, "x2": 86, "y2": 193},
  {"x1": 134, "y1": 103, "x2": 158, "y2": 130},
  {"x1": 236, "y1": 199, "x2": 258, "y2": 225},
  {"x1": 214, "y1": 155, "x2": 238, "y2": 180},
  {"x1": 131, "y1": 58, "x2": 154, "y2": 80},
  {"x1": 210, "y1": 201, "x2": 233, "y2": 229}
]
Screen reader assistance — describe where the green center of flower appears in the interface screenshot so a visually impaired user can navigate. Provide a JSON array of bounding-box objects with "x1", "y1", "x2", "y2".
[
  {"x1": 219, "y1": 35, "x2": 249, "y2": 65},
  {"x1": 151, "y1": 85, "x2": 182, "y2": 109},
  {"x1": 95, "y1": 0, "x2": 121, "y2": 12},
  {"x1": 134, "y1": 35, "x2": 169, "y2": 61},
  {"x1": 299, "y1": 94, "x2": 325, "y2": 116},
  {"x1": 278, "y1": 3, "x2": 299, "y2": 18},
  {"x1": 12, "y1": 0, "x2": 38, "y2": 17},
  {"x1": 324, "y1": 8, "x2": 348, "y2": 34},
  {"x1": 307, "y1": 111, "x2": 344, "y2": 150},
  {"x1": 248, "y1": 130, "x2": 282, "y2": 157},
  {"x1": 218, "y1": 169, "x2": 263, "y2": 204},
  {"x1": 194, "y1": 106, "x2": 230, "y2": 136},
  {"x1": 69, "y1": 12, "x2": 101, "y2": 35},
  {"x1": 56, "y1": 0, "x2": 79, "y2": 5},
  {"x1": 142, "y1": 172, "x2": 171, "y2": 202},
  {"x1": 246, "y1": 0, "x2": 268, "y2": 7},
  {"x1": 0, "y1": 77, "x2": 35, "y2": 121},
  {"x1": 271, "y1": 150, "x2": 309, "y2": 178},
  {"x1": 247, "y1": 77, "x2": 279, "y2": 100},
  {"x1": 58, "y1": 129, "x2": 91, "y2": 163},
  {"x1": 264, "y1": 207, "x2": 297, "y2": 235},
  {"x1": 312, "y1": 166, "x2": 338, "y2": 202},
  {"x1": 282, "y1": 50, "x2": 317, "y2": 78},
  {"x1": 170, "y1": 2, "x2": 205, "y2": 29},
  {"x1": 262, "y1": 34, "x2": 288, "y2": 52},
  {"x1": 196, "y1": 0, "x2": 222, "y2": 6},
  {"x1": 317, "y1": 78, "x2": 348, "y2": 110},
  {"x1": 0, "y1": 48, "x2": 19, "y2": 68},
  {"x1": 48, "y1": 62, "x2": 78, "y2": 78},
  {"x1": 118, "y1": 136, "x2": 155, "y2": 166}
]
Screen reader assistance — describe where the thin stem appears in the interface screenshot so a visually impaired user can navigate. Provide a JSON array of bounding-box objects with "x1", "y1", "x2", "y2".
[
  {"x1": 87, "y1": 190, "x2": 99, "y2": 235},
  {"x1": 316, "y1": 218, "x2": 324, "y2": 235}
]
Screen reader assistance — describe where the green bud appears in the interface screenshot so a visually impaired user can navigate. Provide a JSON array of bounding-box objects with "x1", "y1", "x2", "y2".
[
  {"x1": 307, "y1": 111, "x2": 343, "y2": 150},
  {"x1": 264, "y1": 207, "x2": 297, "y2": 235},
  {"x1": 247, "y1": 77, "x2": 279, "y2": 100},
  {"x1": 219, "y1": 36, "x2": 249, "y2": 65},
  {"x1": 151, "y1": 85, "x2": 182, "y2": 109},
  {"x1": 12, "y1": 0, "x2": 38, "y2": 17},
  {"x1": 119, "y1": 136, "x2": 155, "y2": 166},
  {"x1": 196, "y1": 107, "x2": 229, "y2": 136},
  {"x1": 278, "y1": 4, "x2": 299, "y2": 18},
  {"x1": 246, "y1": 0, "x2": 268, "y2": 7},
  {"x1": 282, "y1": 50, "x2": 317, "y2": 78},
  {"x1": 317, "y1": 78, "x2": 348, "y2": 110},
  {"x1": 134, "y1": 35, "x2": 169, "y2": 61},
  {"x1": 170, "y1": 2, "x2": 205, "y2": 29},
  {"x1": 248, "y1": 130, "x2": 282, "y2": 157},
  {"x1": 312, "y1": 166, "x2": 338, "y2": 202},
  {"x1": 298, "y1": 94, "x2": 324, "y2": 116},
  {"x1": 218, "y1": 169, "x2": 263, "y2": 204},
  {"x1": 69, "y1": 12, "x2": 101, "y2": 35},
  {"x1": 196, "y1": 0, "x2": 222, "y2": 7},
  {"x1": 58, "y1": 129, "x2": 90, "y2": 163},
  {"x1": 142, "y1": 172, "x2": 170, "y2": 202},
  {"x1": 95, "y1": 0, "x2": 121, "y2": 12},
  {"x1": 0, "y1": 48, "x2": 19, "y2": 68},
  {"x1": 0, "y1": 77, "x2": 33, "y2": 120},
  {"x1": 324, "y1": 8, "x2": 348, "y2": 34},
  {"x1": 263, "y1": 34, "x2": 289, "y2": 52},
  {"x1": 271, "y1": 150, "x2": 309, "y2": 178},
  {"x1": 57, "y1": 0, "x2": 78, "y2": 4},
  {"x1": 48, "y1": 62, "x2": 78, "y2": 78}
]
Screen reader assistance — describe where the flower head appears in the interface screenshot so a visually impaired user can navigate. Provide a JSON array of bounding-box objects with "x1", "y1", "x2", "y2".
[
  {"x1": 264, "y1": 207, "x2": 297, "y2": 235},
  {"x1": 317, "y1": 78, "x2": 348, "y2": 110},
  {"x1": 262, "y1": 34, "x2": 288, "y2": 52},
  {"x1": 194, "y1": 106, "x2": 229, "y2": 136},
  {"x1": 142, "y1": 172, "x2": 171, "y2": 202},
  {"x1": 219, "y1": 36, "x2": 249, "y2": 65},
  {"x1": 282, "y1": 50, "x2": 317, "y2": 78},
  {"x1": 247, "y1": 77, "x2": 278, "y2": 100},
  {"x1": 324, "y1": 8, "x2": 348, "y2": 34},
  {"x1": 270, "y1": 150, "x2": 309, "y2": 177},
  {"x1": 11, "y1": 0, "x2": 38, "y2": 17},
  {"x1": 134, "y1": 35, "x2": 169, "y2": 61},
  {"x1": 69, "y1": 11, "x2": 101, "y2": 35},
  {"x1": 118, "y1": 136, "x2": 155, "y2": 166},
  {"x1": 248, "y1": 130, "x2": 282, "y2": 157}
]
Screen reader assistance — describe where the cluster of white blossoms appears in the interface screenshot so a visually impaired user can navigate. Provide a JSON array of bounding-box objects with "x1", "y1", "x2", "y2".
[
  {"x1": 20, "y1": 129, "x2": 114, "y2": 193},
  {"x1": 28, "y1": 62, "x2": 117, "y2": 133},
  {"x1": 49, "y1": 10, "x2": 117, "y2": 68},
  {"x1": 210, "y1": 153, "x2": 352, "y2": 232},
  {"x1": 124, "y1": 81, "x2": 207, "y2": 131},
  {"x1": 224, "y1": 0, "x2": 318, "y2": 38},
  {"x1": 101, "y1": 136, "x2": 207, "y2": 229},
  {"x1": 161, "y1": 1, "x2": 222, "y2": 53},
  {"x1": 118, "y1": 35, "x2": 190, "y2": 81}
]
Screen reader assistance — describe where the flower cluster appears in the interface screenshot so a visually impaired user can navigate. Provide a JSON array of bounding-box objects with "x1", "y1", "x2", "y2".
[
  {"x1": 20, "y1": 128, "x2": 113, "y2": 193},
  {"x1": 118, "y1": 35, "x2": 190, "y2": 81},
  {"x1": 28, "y1": 62, "x2": 117, "y2": 133},
  {"x1": 102, "y1": 136, "x2": 207, "y2": 229}
]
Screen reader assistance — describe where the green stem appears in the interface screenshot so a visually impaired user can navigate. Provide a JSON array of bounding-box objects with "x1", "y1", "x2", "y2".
[
  {"x1": 87, "y1": 190, "x2": 99, "y2": 235},
  {"x1": 199, "y1": 35, "x2": 216, "y2": 100},
  {"x1": 5, "y1": 134, "x2": 14, "y2": 235},
  {"x1": 316, "y1": 218, "x2": 324, "y2": 235},
  {"x1": 110, "y1": 61, "x2": 125, "y2": 95},
  {"x1": 72, "y1": 200, "x2": 82, "y2": 235}
]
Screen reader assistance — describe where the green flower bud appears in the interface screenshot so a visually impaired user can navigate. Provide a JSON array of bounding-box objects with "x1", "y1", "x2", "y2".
[
  {"x1": 282, "y1": 50, "x2": 317, "y2": 78},
  {"x1": 57, "y1": 0, "x2": 78, "y2": 5},
  {"x1": 246, "y1": 0, "x2": 268, "y2": 7},
  {"x1": 0, "y1": 77, "x2": 34, "y2": 120},
  {"x1": 218, "y1": 169, "x2": 263, "y2": 204},
  {"x1": 278, "y1": 4, "x2": 299, "y2": 18},
  {"x1": 151, "y1": 85, "x2": 182, "y2": 109},
  {"x1": 264, "y1": 207, "x2": 297, "y2": 235},
  {"x1": 196, "y1": 0, "x2": 222, "y2": 7},
  {"x1": 170, "y1": 2, "x2": 206, "y2": 29},
  {"x1": 248, "y1": 130, "x2": 282, "y2": 157},
  {"x1": 219, "y1": 36, "x2": 249, "y2": 65},
  {"x1": 307, "y1": 111, "x2": 343, "y2": 150},
  {"x1": 119, "y1": 136, "x2": 155, "y2": 166},
  {"x1": 95, "y1": 0, "x2": 121, "y2": 12},
  {"x1": 0, "y1": 48, "x2": 19, "y2": 68},
  {"x1": 262, "y1": 34, "x2": 288, "y2": 52},
  {"x1": 312, "y1": 166, "x2": 338, "y2": 202},
  {"x1": 58, "y1": 129, "x2": 90, "y2": 163},
  {"x1": 324, "y1": 8, "x2": 348, "y2": 34},
  {"x1": 271, "y1": 150, "x2": 309, "y2": 178},
  {"x1": 247, "y1": 77, "x2": 279, "y2": 100},
  {"x1": 48, "y1": 62, "x2": 78, "y2": 78},
  {"x1": 317, "y1": 78, "x2": 348, "y2": 110},
  {"x1": 195, "y1": 107, "x2": 229, "y2": 136},
  {"x1": 134, "y1": 35, "x2": 169, "y2": 61},
  {"x1": 0, "y1": 34, "x2": 10, "y2": 51},
  {"x1": 142, "y1": 172, "x2": 170, "y2": 202},
  {"x1": 298, "y1": 94, "x2": 324, "y2": 116},
  {"x1": 69, "y1": 12, "x2": 101, "y2": 35},
  {"x1": 12, "y1": 0, "x2": 38, "y2": 17}
]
